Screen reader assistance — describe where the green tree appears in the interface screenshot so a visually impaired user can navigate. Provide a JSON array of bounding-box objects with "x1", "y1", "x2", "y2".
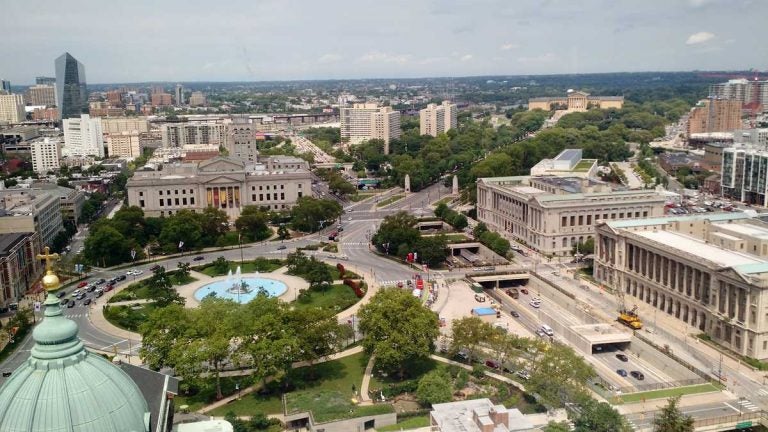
[
  {"x1": 277, "y1": 224, "x2": 290, "y2": 240},
  {"x1": 450, "y1": 317, "x2": 495, "y2": 363},
  {"x1": 159, "y1": 210, "x2": 202, "y2": 253},
  {"x1": 529, "y1": 342, "x2": 595, "y2": 408},
  {"x1": 358, "y1": 288, "x2": 439, "y2": 377},
  {"x1": 573, "y1": 238, "x2": 595, "y2": 255},
  {"x1": 290, "y1": 197, "x2": 343, "y2": 232},
  {"x1": 139, "y1": 304, "x2": 191, "y2": 370},
  {"x1": 147, "y1": 266, "x2": 185, "y2": 307},
  {"x1": 176, "y1": 261, "x2": 191, "y2": 283},
  {"x1": 416, "y1": 370, "x2": 453, "y2": 406},
  {"x1": 238, "y1": 296, "x2": 298, "y2": 386},
  {"x1": 83, "y1": 226, "x2": 132, "y2": 267},
  {"x1": 573, "y1": 399, "x2": 632, "y2": 432},
  {"x1": 542, "y1": 421, "x2": 571, "y2": 432},
  {"x1": 414, "y1": 235, "x2": 448, "y2": 268},
  {"x1": 199, "y1": 207, "x2": 230, "y2": 244},
  {"x1": 235, "y1": 206, "x2": 272, "y2": 241},
  {"x1": 652, "y1": 396, "x2": 694, "y2": 432},
  {"x1": 372, "y1": 211, "x2": 419, "y2": 257},
  {"x1": 287, "y1": 307, "x2": 347, "y2": 374}
]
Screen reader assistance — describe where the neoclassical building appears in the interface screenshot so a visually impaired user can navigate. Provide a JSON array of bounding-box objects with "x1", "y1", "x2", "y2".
[
  {"x1": 528, "y1": 90, "x2": 624, "y2": 112},
  {"x1": 595, "y1": 213, "x2": 768, "y2": 360},
  {"x1": 127, "y1": 156, "x2": 312, "y2": 219}
]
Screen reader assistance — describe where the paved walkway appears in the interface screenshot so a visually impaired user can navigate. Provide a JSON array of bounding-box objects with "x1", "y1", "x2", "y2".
[{"x1": 359, "y1": 355, "x2": 376, "y2": 405}]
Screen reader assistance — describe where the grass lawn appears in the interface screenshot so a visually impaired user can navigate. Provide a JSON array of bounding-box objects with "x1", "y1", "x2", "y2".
[
  {"x1": 109, "y1": 274, "x2": 198, "y2": 303},
  {"x1": 209, "y1": 390, "x2": 284, "y2": 417},
  {"x1": 440, "y1": 234, "x2": 470, "y2": 243},
  {"x1": 285, "y1": 352, "x2": 394, "y2": 423},
  {"x1": 196, "y1": 258, "x2": 285, "y2": 277},
  {"x1": 176, "y1": 375, "x2": 257, "y2": 413},
  {"x1": 617, "y1": 383, "x2": 719, "y2": 404},
  {"x1": 349, "y1": 192, "x2": 377, "y2": 202},
  {"x1": 377, "y1": 194, "x2": 405, "y2": 208},
  {"x1": 295, "y1": 284, "x2": 361, "y2": 313},
  {"x1": 433, "y1": 196, "x2": 454, "y2": 206},
  {"x1": 573, "y1": 159, "x2": 596, "y2": 172},
  {"x1": 103, "y1": 303, "x2": 158, "y2": 332},
  {"x1": 378, "y1": 415, "x2": 430, "y2": 431}
]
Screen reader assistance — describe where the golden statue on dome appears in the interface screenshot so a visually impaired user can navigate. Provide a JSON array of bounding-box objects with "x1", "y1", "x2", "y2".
[{"x1": 36, "y1": 246, "x2": 61, "y2": 292}]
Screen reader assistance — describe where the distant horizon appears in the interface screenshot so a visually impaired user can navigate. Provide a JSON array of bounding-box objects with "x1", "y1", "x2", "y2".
[{"x1": 8, "y1": 69, "x2": 764, "y2": 88}]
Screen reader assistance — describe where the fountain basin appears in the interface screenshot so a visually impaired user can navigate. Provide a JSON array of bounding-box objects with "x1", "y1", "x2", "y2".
[{"x1": 194, "y1": 276, "x2": 288, "y2": 304}]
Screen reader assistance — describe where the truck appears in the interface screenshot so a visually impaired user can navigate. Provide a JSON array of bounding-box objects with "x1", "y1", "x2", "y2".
[
  {"x1": 506, "y1": 288, "x2": 519, "y2": 299},
  {"x1": 617, "y1": 306, "x2": 643, "y2": 330}
]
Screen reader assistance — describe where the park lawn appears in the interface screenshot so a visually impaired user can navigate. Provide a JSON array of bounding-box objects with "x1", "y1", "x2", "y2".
[
  {"x1": 349, "y1": 192, "x2": 377, "y2": 202},
  {"x1": 378, "y1": 415, "x2": 430, "y2": 431},
  {"x1": 109, "y1": 273, "x2": 197, "y2": 303},
  {"x1": 285, "y1": 352, "x2": 395, "y2": 423},
  {"x1": 377, "y1": 194, "x2": 405, "y2": 208},
  {"x1": 208, "y1": 390, "x2": 284, "y2": 417},
  {"x1": 175, "y1": 375, "x2": 257, "y2": 413},
  {"x1": 103, "y1": 303, "x2": 158, "y2": 332},
  {"x1": 368, "y1": 357, "x2": 447, "y2": 392},
  {"x1": 295, "y1": 284, "x2": 361, "y2": 313},
  {"x1": 617, "y1": 383, "x2": 719, "y2": 404},
  {"x1": 197, "y1": 258, "x2": 285, "y2": 277}
]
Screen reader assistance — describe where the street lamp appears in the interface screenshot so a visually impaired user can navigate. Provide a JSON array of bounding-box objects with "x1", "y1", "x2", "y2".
[{"x1": 235, "y1": 382, "x2": 241, "y2": 400}]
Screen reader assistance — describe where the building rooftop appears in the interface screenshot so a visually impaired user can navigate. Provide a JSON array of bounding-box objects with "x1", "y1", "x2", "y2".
[
  {"x1": 431, "y1": 398, "x2": 534, "y2": 432},
  {"x1": 635, "y1": 230, "x2": 765, "y2": 269},
  {"x1": 0, "y1": 233, "x2": 32, "y2": 257},
  {"x1": 607, "y1": 212, "x2": 750, "y2": 229}
]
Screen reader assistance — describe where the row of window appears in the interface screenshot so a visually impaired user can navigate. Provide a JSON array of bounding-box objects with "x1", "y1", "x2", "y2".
[
  {"x1": 561, "y1": 211, "x2": 649, "y2": 227},
  {"x1": 140, "y1": 192, "x2": 303, "y2": 209}
]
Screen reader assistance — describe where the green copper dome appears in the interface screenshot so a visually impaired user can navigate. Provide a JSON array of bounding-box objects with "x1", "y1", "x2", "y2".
[{"x1": 0, "y1": 293, "x2": 150, "y2": 432}]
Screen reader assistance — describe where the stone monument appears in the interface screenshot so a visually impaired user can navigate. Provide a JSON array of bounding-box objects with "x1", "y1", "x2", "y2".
[
  {"x1": 404, "y1": 174, "x2": 411, "y2": 193},
  {"x1": 452, "y1": 175, "x2": 459, "y2": 195}
]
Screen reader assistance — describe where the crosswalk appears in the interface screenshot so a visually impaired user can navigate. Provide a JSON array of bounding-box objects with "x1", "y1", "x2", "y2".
[
  {"x1": 737, "y1": 399, "x2": 760, "y2": 412},
  {"x1": 341, "y1": 242, "x2": 369, "y2": 246},
  {"x1": 758, "y1": 388, "x2": 768, "y2": 397},
  {"x1": 626, "y1": 419, "x2": 637, "y2": 431},
  {"x1": 63, "y1": 313, "x2": 88, "y2": 319},
  {"x1": 378, "y1": 280, "x2": 407, "y2": 287}
]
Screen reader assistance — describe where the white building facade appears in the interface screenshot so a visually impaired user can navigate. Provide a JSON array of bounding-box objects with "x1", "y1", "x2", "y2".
[
  {"x1": 30, "y1": 138, "x2": 62, "y2": 174},
  {"x1": 0, "y1": 94, "x2": 25, "y2": 124},
  {"x1": 340, "y1": 103, "x2": 401, "y2": 153},
  {"x1": 63, "y1": 114, "x2": 104, "y2": 157},
  {"x1": 160, "y1": 122, "x2": 228, "y2": 148},
  {"x1": 419, "y1": 101, "x2": 457, "y2": 137}
]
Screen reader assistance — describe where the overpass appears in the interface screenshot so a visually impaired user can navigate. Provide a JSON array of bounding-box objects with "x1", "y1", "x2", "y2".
[
  {"x1": 691, "y1": 411, "x2": 764, "y2": 432},
  {"x1": 469, "y1": 272, "x2": 530, "y2": 289}
]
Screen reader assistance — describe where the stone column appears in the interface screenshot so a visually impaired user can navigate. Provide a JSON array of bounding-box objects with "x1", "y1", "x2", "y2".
[
  {"x1": 404, "y1": 174, "x2": 411, "y2": 194},
  {"x1": 452, "y1": 175, "x2": 459, "y2": 195}
]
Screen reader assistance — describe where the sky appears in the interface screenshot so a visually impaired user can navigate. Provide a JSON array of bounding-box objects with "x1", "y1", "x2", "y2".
[{"x1": 2, "y1": 0, "x2": 767, "y2": 84}]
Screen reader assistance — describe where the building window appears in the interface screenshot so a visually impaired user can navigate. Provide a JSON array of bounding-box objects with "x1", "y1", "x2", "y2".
[
  {"x1": 139, "y1": 200, "x2": 145, "y2": 208},
  {"x1": 298, "y1": 184, "x2": 302, "y2": 189},
  {"x1": 266, "y1": 185, "x2": 270, "y2": 190},
  {"x1": 190, "y1": 189, "x2": 193, "y2": 194},
  {"x1": 182, "y1": 198, "x2": 187, "y2": 205},
  {"x1": 252, "y1": 186, "x2": 255, "y2": 191},
  {"x1": 159, "y1": 190, "x2": 163, "y2": 196},
  {"x1": 159, "y1": 199, "x2": 164, "y2": 206},
  {"x1": 252, "y1": 194, "x2": 256, "y2": 201},
  {"x1": 139, "y1": 191, "x2": 144, "y2": 197},
  {"x1": 273, "y1": 193, "x2": 278, "y2": 200},
  {"x1": 561, "y1": 216, "x2": 567, "y2": 227},
  {"x1": 260, "y1": 194, "x2": 264, "y2": 201},
  {"x1": 298, "y1": 192, "x2": 303, "y2": 198},
  {"x1": 259, "y1": 186, "x2": 263, "y2": 191},
  {"x1": 190, "y1": 197, "x2": 195, "y2": 205},
  {"x1": 570, "y1": 216, "x2": 575, "y2": 226},
  {"x1": 281, "y1": 185, "x2": 284, "y2": 190},
  {"x1": 175, "y1": 198, "x2": 180, "y2": 205},
  {"x1": 586, "y1": 215, "x2": 592, "y2": 225},
  {"x1": 578, "y1": 215, "x2": 583, "y2": 225},
  {"x1": 175, "y1": 189, "x2": 179, "y2": 195},
  {"x1": 619, "y1": 213, "x2": 625, "y2": 218},
  {"x1": 643, "y1": 211, "x2": 648, "y2": 217}
]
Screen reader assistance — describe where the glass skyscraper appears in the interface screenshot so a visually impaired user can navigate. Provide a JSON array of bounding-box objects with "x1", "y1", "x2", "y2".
[{"x1": 55, "y1": 52, "x2": 87, "y2": 119}]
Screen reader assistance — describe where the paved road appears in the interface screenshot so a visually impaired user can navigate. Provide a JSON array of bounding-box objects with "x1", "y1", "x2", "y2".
[{"x1": 625, "y1": 400, "x2": 761, "y2": 431}]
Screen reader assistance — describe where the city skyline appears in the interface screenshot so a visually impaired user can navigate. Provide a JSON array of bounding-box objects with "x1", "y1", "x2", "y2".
[{"x1": 2, "y1": 0, "x2": 767, "y2": 84}]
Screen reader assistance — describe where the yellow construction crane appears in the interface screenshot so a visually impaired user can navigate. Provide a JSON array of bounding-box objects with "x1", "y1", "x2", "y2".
[{"x1": 616, "y1": 289, "x2": 643, "y2": 330}]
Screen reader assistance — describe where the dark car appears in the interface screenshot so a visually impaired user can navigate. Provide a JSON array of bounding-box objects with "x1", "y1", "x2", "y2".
[
  {"x1": 630, "y1": 371, "x2": 645, "y2": 380},
  {"x1": 60, "y1": 298, "x2": 69, "y2": 305},
  {"x1": 115, "y1": 275, "x2": 127, "y2": 281},
  {"x1": 485, "y1": 359, "x2": 500, "y2": 370},
  {"x1": 67, "y1": 300, "x2": 75, "y2": 308},
  {"x1": 616, "y1": 369, "x2": 628, "y2": 377},
  {"x1": 56, "y1": 291, "x2": 67, "y2": 298},
  {"x1": 149, "y1": 264, "x2": 161, "y2": 272},
  {"x1": 95, "y1": 278, "x2": 106, "y2": 285},
  {"x1": 520, "y1": 288, "x2": 529, "y2": 295},
  {"x1": 510, "y1": 310, "x2": 520, "y2": 318},
  {"x1": 193, "y1": 256, "x2": 205, "y2": 261},
  {"x1": 277, "y1": 245, "x2": 287, "y2": 250},
  {"x1": 83, "y1": 298, "x2": 92, "y2": 305},
  {"x1": 87, "y1": 285, "x2": 97, "y2": 292},
  {"x1": 616, "y1": 353, "x2": 629, "y2": 362},
  {"x1": 77, "y1": 293, "x2": 86, "y2": 300}
]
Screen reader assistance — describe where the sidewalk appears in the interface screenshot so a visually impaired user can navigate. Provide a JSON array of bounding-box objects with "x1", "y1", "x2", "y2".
[{"x1": 616, "y1": 390, "x2": 733, "y2": 415}]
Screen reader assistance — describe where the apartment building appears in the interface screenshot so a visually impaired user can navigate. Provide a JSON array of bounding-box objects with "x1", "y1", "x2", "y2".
[
  {"x1": 477, "y1": 175, "x2": 666, "y2": 256},
  {"x1": 28, "y1": 183, "x2": 86, "y2": 225},
  {"x1": 0, "y1": 94, "x2": 26, "y2": 124},
  {"x1": 188, "y1": 91, "x2": 206, "y2": 107},
  {"x1": 0, "y1": 232, "x2": 41, "y2": 307},
  {"x1": 340, "y1": 103, "x2": 401, "y2": 153},
  {"x1": 151, "y1": 93, "x2": 173, "y2": 107},
  {"x1": 160, "y1": 122, "x2": 228, "y2": 148},
  {"x1": 595, "y1": 213, "x2": 768, "y2": 360},
  {"x1": 100, "y1": 117, "x2": 150, "y2": 134},
  {"x1": 30, "y1": 138, "x2": 62, "y2": 174},
  {"x1": 127, "y1": 156, "x2": 312, "y2": 219},
  {"x1": 686, "y1": 99, "x2": 743, "y2": 135},
  {"x1": 709, "y1": 79, "x2": 768, "y2": 109},
  {"x1": 0, "y1": 190, "x2": 63, "y2": 247},
  {"x1": 106, "y1": 131, "x2": 142, "y2": 159},
  {"x1": 63, "y1": 114, "x2": 104, "y2": 157},
  {"x1": 25, "y1": 84, "x2": 56, "y2": 107},
  {"x1": 419, "y1": 101, "x2": 457, "y2": 137}
]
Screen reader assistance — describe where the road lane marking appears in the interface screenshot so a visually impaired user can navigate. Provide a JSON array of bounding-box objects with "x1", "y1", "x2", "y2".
[{"x1": 723, "y1": 402, "x2": 740, "y2": 413}]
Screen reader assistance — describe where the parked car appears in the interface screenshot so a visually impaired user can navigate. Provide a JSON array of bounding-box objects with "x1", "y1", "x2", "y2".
[
  {"x1": 115, "y1": 275, "x2": 127, "y2": 281},
  {"x1": 520, "y1": 288, "x2": 529, "y2": 295},
  {"x1": 455, "y1": 350, "x2": 470, "y2": 361},
  {"x1": 630, "y1": 371, "x2": 645, "y2": 380},
  {"x1": 83, "y1": 298, "x2": 92, "y2": 306},
  {"x1": 60, "y1": 298, "x2": 69, "y2": 305},
  {"x1": 277, "y1": 245, "x2": 287, "y2": 250},
  {"x1": 193, "y1": 255, "x2": 205, "y2": 261},
  {"x1": 67, "y1": 300, "x2": 75, "y2": 308},
  {"x1": 56, "y1": 291, "x2": 67, "y2": 298},
  {"x1": 104, "y1": 284, "x2": 114, "y2": 292},
  {"x1": 73, "y1": 289, "x2": 81, "y2": 296},
  {"x1": 95, "y1": 278, "x2": 106, "y2": 285},
  {"x1": 510, "y1": 310, "x2": 520, "y2": 318},
  {"x1": 616, "y1": 369, "x2": 628, "y2": 377},
  {"x1": 149, "y1": 265, "x2": 161, "y2": 272},
  {"x1": 77, "y1": 281, "x2": 88, "y2": 288},
  {"x1": 485, "y1": 359, "x2": 500, "y2": 370},
  {"x1": 516, "y1": 370, "x2": 531, "y2": 380},
  {"x1": 616, "y1": 353, "x2": 629, "y2": 362},
  {"x1": 529, "y1": 300, "x2": 541, "y2": 308}
]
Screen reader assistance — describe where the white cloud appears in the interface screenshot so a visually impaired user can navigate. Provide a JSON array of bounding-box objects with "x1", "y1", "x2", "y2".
[
  {"x1": 358, "y1": 51, "x2": 411, "y2": 64},
  {"x1": 418, "y1": 57, "x2": 448, "y2": 65},
  {"x1": 317, "y1": 53, "x2": 342, "y2": 64},
  {"x1": 499, "y1": 43, "x2": 518, "y2": 51},
  {"x1": 517, "y1": 52, "x2": 557, "y2": 64},
  {"x1": 686, "y1": 31, "x2": 715, "y2": 45},
  {"x1": 460, "y1": 54, "x2": 474, "y2": 62}
]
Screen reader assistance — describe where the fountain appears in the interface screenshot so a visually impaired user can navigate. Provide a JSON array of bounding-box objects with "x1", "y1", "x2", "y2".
[
  {"x1": 226, "y1": 266, "x2": 251, "y2": 295},
  {"x1": 195, "y1": 265, "x2": 287, "y2": 304}
]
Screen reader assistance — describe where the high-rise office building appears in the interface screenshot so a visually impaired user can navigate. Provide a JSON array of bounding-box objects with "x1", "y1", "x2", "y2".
[
  {"x1": 161, "y1": 122, "x2": 228, "y2": 147},
  {"x1": 63, "y1": 114, "x2": 104, "y2": 157},
  {"x1": 25, "y1": 84, "x2": 57, "y2": 106},
  {"x1": 151, "y1": 93, "x2": 173, "y2": 107},
  {"x1": 175, "y1": 84, "x2": 184, "y2": 106},
  {"x1": 420, "y1": 101, "x2": 457, "y2": 137},
  {"x1": 0, "y1": 79, "x2": 11, "y2": 94},
  {"x1": 189, "y1": 91, "x2": 206, "y2": 107},
  {"x1": 0, "y1": 94, "x2": 26, "y2": 123},
  {"x1": 340, "y1": 103, "x2": 401, "y2": 154},
  {"x1": 36, "y1": 76, "x2": 56, "y2": 86},
  {"x1": 55, "y1": 52, "x2": 87, "y2": 119}
]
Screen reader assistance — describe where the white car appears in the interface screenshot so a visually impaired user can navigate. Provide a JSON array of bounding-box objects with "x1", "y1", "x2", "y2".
[{"x1": 529, "y1": 300, "x2": 541, "y2": 308}]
